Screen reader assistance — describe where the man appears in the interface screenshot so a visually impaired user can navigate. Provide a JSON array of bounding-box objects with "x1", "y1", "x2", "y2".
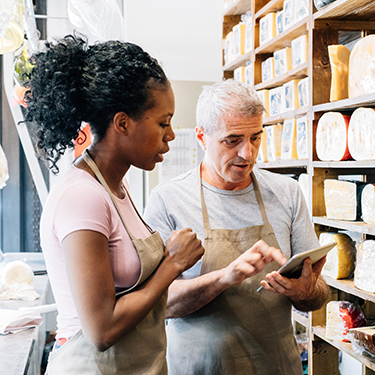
[{"x1": 144, "y1": 79, "x2": 330, "y2": 375}]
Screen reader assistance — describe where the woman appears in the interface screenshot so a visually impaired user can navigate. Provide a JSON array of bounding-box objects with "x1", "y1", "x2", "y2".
[{"x1": 23, "y1": 34, "x2": 204, "y2": 374}]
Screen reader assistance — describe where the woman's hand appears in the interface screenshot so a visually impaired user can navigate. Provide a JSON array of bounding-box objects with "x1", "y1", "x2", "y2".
[{"x1": 165, "y1": 228, "x2": 205, "y2": 274}]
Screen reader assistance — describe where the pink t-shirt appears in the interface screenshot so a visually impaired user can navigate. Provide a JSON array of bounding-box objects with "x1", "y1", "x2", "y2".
[{"x1": 41, "y1": 166, "x2": 151, "y2": 340}]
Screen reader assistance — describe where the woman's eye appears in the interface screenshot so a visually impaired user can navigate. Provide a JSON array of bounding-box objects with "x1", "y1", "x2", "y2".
[{"x1": 160, "y1": 123, "x2": 169, "y2": 128}]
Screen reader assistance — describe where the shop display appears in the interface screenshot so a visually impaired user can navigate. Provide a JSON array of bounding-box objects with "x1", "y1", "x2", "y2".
[
  {"x1": 283, "y1": 79, "x2": 300, "y2": 111},
  {"x1": 291, "y1": 34, "x2": 308, "y2": 68},
  {"x1": 283, "y1": 0, "x2": 295, "y2": 30},
  {"x1": 348, "y1": 107, "x2": 375, "y2": 161},
  {"x1": 354, "y1": 240, "x2": 375, "y2": 293},
  {"x1": 274, "y1": 47, "x2": 292, "y2": 76},
  {"x1": 266, "y1": 124, "x2": 283, "y2": 161},
  {"x1": 296, "y1": 0, "x2": 308, "y2": 22},
  {"x1": 232, "y1": 23, "x2": 247, "y2": 59},
  {"x1": 326, "y1": 301, "x2": 367, "y2": 342},
  {"x1": 276, "y1": 11, "x2": 284, "y2": 35},
  {"x1": 316, "y1": 112, "x2": 352, "y2": 161},
  {"x1": 0, "y1": 0, "x2": 24, "y2": 54},
  {"x1": 319, "y1": 232, "x2": 356, "y2": 279},
  {"x1": 259, "y1": 12, "x2": 277, "y2": 46},
  {"x1": 281, "y1": 118, "x2": 297, "y2": 159},
  {"x1": 314, "y1": 0, "x2": 337, "y2": 10},
  {"x1": 244, "y1": 12, "x2": 253, "y2": 53},
  {"x1": 324, "y1": 179, "x2": 365, "y2": 221},
  {"x1": 296, "y1": 116, "x2": 308, "y2": 159},
  {"x1": 361, "y1": 184, "x2": 375, "y2": 225},
  {"x1": 328, "y1": 45, "x2": 351, "y2": 102},
  {"x1": 257, "y1": 131, "x2": 268, "y2": 163},
  {"x1": 348, "y1": 326, "x2": 375, "y2": 357},
  {"x1": 262, "y1": 56, "x2": 275, "y2": 82},
  {"x1": 257, "y1": 89, "x2": 270, "y2": 117},
  {"x1": 269, "y1": 87, "x2": 284, "y2": 116},
  {"x1": 349, "y1": 35, "x2": 375, "y2": 98},
  {"x1": 297, "y1": 77, "x2": 309, "y2": 107},
  {"x1": 234, "y1": 66, "x2": 245, "y2": 83},
  {"x1": 224, "y1": 31, "x2": 234, "y2": 65},
  {"x1": 1, "y1": 260, "x2": 34, "y2": 285}
]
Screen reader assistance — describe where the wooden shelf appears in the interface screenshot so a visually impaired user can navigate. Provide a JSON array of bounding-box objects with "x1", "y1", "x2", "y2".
[
  {"x1": 292, "y1": 309, "x2": 308, "y2": 327},
  {"x1": 313, "y1": 216, "x2": 375, "y2": 235},
  {"x1": 223, "y1": 51, "x2": 253, "y2": 71},
  {"x1": 254, "y1": 62, "x2": 308, "y2": 90},
  {"x1": 254, "y1": 0, "x2": 284, "y2": 20},
  {"x1": 321, "y1": 276, "x2": 375, "y2": 304},
  {"x1": 313, "y1": 0, "x2": 375, "y2": 21},
  {"x1": 223, "y1": 0, "x2": 251, "y2": 16},
  {"x1": 263, "y1": 106, "x2": 309, "y2": 125},
  {"x1": 255, "y1": 16, "x2": 308, "y2": 54},
  {"x1": 257, "y1": 159, "x2": 308, "y2": 169},
  {"x1": 313, "y1": 92, "x2": 375, "y2": 113},
  {"x1": 312, "y1": 326, "x2": 375, "y2": 371},
  {"x1": 312, "y1": 160, "x2": 375, "y2": 169}
]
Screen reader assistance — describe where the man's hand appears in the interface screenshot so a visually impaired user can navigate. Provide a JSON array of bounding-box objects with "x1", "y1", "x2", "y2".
[
  {"x1": 259, "y1": 255, "x2": 330, "y2": 311},
  {"x1": 221, "y1": 240, "x2": 287, "y2": 287}
]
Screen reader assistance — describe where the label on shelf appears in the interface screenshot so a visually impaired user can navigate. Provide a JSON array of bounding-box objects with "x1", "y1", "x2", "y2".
[
  {"x1": 296, "y1": 116, "x2": 308, "y2": 160},
  {"x1": 269, "y1": 86, "x2": 284, "y2": 116},
  {"x1": 292, "y1": 34, "x2": 308, "y2": 69},
  {"x1": 281, "y1": 118, "x2": 298, "y2": 159},
  {"x1": 266, "y1": 124, "x2": 283, "y2": 161},
  {"x1": 284, "y1": 79, "x2": 300, "y2": 111}
]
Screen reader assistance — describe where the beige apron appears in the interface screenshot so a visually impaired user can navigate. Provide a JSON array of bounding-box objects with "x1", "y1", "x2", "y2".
[
  {"x1": 166, "y1": 168, "x2": 302, "y2": 375},
  {"x1": 46, "y1": 150, "x2": 168, "y2": 375}
]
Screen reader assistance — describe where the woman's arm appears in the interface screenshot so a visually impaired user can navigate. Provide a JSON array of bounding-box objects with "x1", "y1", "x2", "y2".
[{"x1": 62, "y1": 227, "x2": 203, "y2": 351}]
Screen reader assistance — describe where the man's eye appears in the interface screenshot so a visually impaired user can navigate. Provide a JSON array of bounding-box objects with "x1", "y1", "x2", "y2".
[
  {"x1": 224, "y1": 139, "x2": 239, "y2": 145},
  {"x1": 251, "y1": 136, "x2": 262, "y2": 142}
]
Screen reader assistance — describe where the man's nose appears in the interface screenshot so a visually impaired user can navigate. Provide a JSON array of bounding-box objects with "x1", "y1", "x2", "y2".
[{"x1": 238, "y1": 141, "x2": 252, "y2": 160}]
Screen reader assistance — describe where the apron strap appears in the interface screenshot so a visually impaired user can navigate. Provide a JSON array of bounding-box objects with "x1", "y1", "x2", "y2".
[
  {"x1": 82, "y1": 149, "x2": 153, "y2": 242},
  {"x1": 198, "y1": 163, "x2": 271, "y2": 230}
]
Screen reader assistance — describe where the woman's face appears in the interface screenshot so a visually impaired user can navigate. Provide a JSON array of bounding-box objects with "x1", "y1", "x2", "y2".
[{"x1": 128, "y1": 85, "x2": 176, "y2": 171}]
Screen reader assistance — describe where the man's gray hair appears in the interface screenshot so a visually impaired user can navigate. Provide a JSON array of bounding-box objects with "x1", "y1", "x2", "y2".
[{"x1": 196, "y1": 79, "x2": 265, "y2": 134}]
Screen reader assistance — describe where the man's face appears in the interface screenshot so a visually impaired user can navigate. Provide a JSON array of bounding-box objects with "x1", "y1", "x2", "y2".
[{"x1": 196, "y1": 113, "x2": 264, "y2": 191}]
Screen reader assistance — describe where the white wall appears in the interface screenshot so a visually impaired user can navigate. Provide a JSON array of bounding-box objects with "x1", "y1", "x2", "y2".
[{"x1": 125, "y1": 0, "x2": 222, "y2": 82}]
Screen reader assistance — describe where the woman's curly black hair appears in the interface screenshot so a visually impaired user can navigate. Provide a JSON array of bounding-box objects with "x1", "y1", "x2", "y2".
[{"x1": 23, "y1": 34, "x2": 169, "y2": 172}]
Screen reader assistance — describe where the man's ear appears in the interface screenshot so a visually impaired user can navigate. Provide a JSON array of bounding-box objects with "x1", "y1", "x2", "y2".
[
  {"x1": 112, "y1": 112, "x2": 129, "y2": 134},
  {"x1": 195, "y1": 126, "x2": 207, "y2": 150}
]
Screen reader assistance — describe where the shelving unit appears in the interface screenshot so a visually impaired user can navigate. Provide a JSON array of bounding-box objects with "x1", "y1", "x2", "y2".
[{"x1": 222, "y1": 1, "x2": 375, "y2": 374}]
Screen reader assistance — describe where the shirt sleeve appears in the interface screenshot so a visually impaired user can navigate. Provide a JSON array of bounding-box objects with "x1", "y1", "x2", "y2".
[
  {"x1": 53, "y1": 182, "x2": 112, "y2": 242},
  {"x1": 144, "y1": 189, "x2": 174, "y2": 243}
]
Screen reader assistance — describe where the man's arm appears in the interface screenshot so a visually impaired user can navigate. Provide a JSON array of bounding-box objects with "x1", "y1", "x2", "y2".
[
  {"x1": 166, "y1": 240, "x2": 287, "y2": 318},
  {"x1": 259, "y1": 256, "x2": 331, "y2": 312}
]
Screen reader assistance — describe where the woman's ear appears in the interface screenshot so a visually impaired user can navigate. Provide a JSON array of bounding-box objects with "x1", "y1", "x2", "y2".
[{"x1": 112, "y1": 112, "x2": 128, "y2": 134}]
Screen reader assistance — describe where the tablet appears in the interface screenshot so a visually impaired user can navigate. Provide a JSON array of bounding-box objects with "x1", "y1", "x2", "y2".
[{"x1": 256, "y1": 242, "x2": 336, "y2": 292}]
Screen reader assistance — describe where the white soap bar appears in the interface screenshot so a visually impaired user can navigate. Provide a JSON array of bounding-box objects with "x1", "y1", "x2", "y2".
[
  {"x1": 244, "y1": 63, "x2": 253, "y2": 85},
  {"x1": 269, "y1": 87, "x2": 284, "y2": 116},
  {"x1": 234, "y1": 66, "x2": 245, "y2": 83},
  {"x1": 298, "y1": 77, "x2": 309, "y2": 107},
  {"x1": 274, "y1": 48, "x2": 293, "y2": 77},
  {"x1": 320, "y1": 232, "x2": 356, "y2": 279},
  {"x1": 355, "y1": 240, "x2": 375, "y2": 293},
  {"x1": 257, "y1": 90, "x2": 270, "y2": 118},
  {"x1": 281, "y1": 118, "x2": 297, "y2": 160},
  {"x1": 298, "y1": 173, "x2": 309, "y2": 207},
  {"x1": 257, "y1": 130, "x2": 268, "y2": 163},
  {"x1": 259, "y1": 12, "x2": 277, "y2": 46},
  {"x1": 295, "y1": 0, "x2": 308, "y2": 22},
  {"x1": 262, "y1": 57, "x2": 275, "y2": 82},
  {"x1": 283, "y1": 0, "x2": 295, "y2": 30},
  {"x1": 316, "y1": 112, "x2": 352, "y2": 161},
  {"x1": 1, "y1": 261, "x2": 34, "y2": 285},
  {"x1": 276, "y1": 11, "x2": 284, "y2": 35},
  {"x1": 349, "y1": 35, "x2": 375, "y2": 98},
  {"x1": 284, "y1": 79, "x2": 300, "y2": 111},
  {"x1": 348, "y1": 107, "x2": 375, "y2": 161},
  {"x1": 324, "y1": 179, "x2": 358, "y2": 221},
  {"x1": 296, "y1": 116, "x2": 308, "y2": 159},
  {"x1": 232, "y1": 23, "x2": 247, "y2": 59},
  {"x1": 224, "y1": 31, "x2": 234, "y2": 65},
  {"x1": 266, "y1": 124, "x2": 283, "y2": 161},
  {"x1": 292, "y1": 34, "x2": 308, "y2": 68},
  {"x1": 244, "y1": 14, "x2": 253, "y2": 53},
  {"x1": 362, "y1": 184, "x2": 375, "y2": 225}
]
